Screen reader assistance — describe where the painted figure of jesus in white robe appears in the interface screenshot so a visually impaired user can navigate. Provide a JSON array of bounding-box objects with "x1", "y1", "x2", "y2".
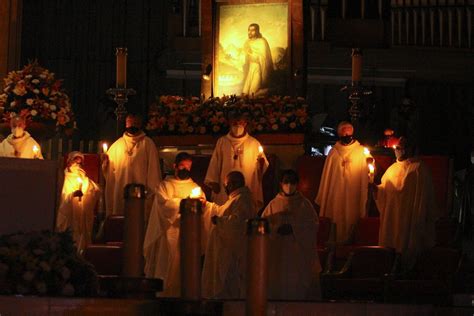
[
  {"x1": 56, "y1": 152, "x2": 100, "y2": 253},
  {"x1": 375, "y1": 137, "x2": 440, "y2": 269},
  {"x1": 315, "y1": 122, "x2": 369, "y2": 242},
  {"x1": 262, "y1": 170, "x2": 321, "y2": 300},
  {"x1": 0, "y1": 116, "x2": 43, "y2": 159},
  {"x1": 144, "y1": 152, "x2": 208, "y2": 297},
  {"x1": 205, "y1": 113, "x2": 268, "y2": 210},
  {"x1": 202, "y1": 171, "x2": 256, "y2": 299},
  {"x1": 102, "y1": 114, "x2": 161, "y2": 216},
  {"x1": 242, "y1": 23, "x2": 273, "y2": 96}
]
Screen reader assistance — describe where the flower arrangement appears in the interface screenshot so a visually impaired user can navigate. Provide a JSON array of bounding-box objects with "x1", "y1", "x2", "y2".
[
  {"x1": 146, "y1": 95, "x2": 310, "y2": 135},
  {"x1": 0, "y1": 61, "x2": 75, "y2": 131},
  {"x1": 0, "y1": 230, "x2": 98, "y2": 296}
]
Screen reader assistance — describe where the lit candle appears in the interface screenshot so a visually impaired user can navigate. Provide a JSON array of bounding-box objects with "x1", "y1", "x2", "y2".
[
  {"x1": 363, "y1": 147, "x2": 370, "y2": 157},
  {"x1": 258, "y1": 145, "x2": 264, "y2": 158},
  {"x1": 190, "y1": 187, "x2": 202, "y2": 199},
  {"x1": 32, "y1": 145, "x2": 39, "y2": 159},
  {"x1": 368, "y1": 163, "x2": 375, "y2": 183},
  {"x1": 116, "y1": 47, "x2": 127, "y2": 88},
  {"x1": 102, "y1": 142, "x2": 108, "y2": 153}
]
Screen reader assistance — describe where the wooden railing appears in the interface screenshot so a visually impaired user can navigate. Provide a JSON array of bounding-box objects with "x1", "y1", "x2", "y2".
[{"x1": 38, "y1": 138, "x2": 103, "y2": 160}]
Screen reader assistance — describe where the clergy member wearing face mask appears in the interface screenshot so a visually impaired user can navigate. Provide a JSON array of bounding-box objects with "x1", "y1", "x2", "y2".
[
  {"x1": 143, "y1": 152, "x2": 208, "y2": 297},
  {"x1": 315, "y1": 121, "x2": 370, "y2": 242},
  {"x1": 0, "y1": 115, "x2": 43, "y2": 159},
  {"x1": 56, "y1": 151, "x2": 100, "y2": 253},
  {"x1": 205, "y1": 111, "x2": 269, "y2": 210},
  {"x1": 261, "y1": 169, "x2": 321, "y2": 300},
  {"x1": 202, "y1": 171, "x2": 256, "y2": 299},
  {"x1": 102, "y1": 113, "x2": 162, "y2": 217},
  {"x1": 374, "y1": 137, "x2": 440, "y2": 270}
]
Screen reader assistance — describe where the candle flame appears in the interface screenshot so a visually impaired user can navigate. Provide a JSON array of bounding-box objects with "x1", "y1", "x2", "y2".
[
  {"x1": 190, "y1": 187, "x2": 202, "y2": 198},
  {"x1": 258, "y1": 145, "x2": 263, "y2": 154},
  {"x1": 33, "y1": 145, "x2": 39, "y2": 153},
  {"x1": 363, "y1": 147, "x2": 370, "y2": 156},
  {"x1": 77, "y1": 177, "x2": 83, "y2": 184},
  {"x1": 102, "y1": 143, "x2": 108, "y2": 153},
  {"x1": 368, "y1": 163, "x2": 375, "y2": 173}
]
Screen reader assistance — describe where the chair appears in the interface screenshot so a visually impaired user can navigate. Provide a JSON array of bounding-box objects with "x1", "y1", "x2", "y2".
[
  {"x1": 334, "y1": 217, "x2": 380, "y2": 265},
  {"x1": 386, "y1": 247, "x2": 462, "y2": 305},
  {"x1": 295, "y1": 155, "x2": 326, "y2": 210},
  {"x1": 321, "y1": 246, "x2": 397, "y2": 301}
]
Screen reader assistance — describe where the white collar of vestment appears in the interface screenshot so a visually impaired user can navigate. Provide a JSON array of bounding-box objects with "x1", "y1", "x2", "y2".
[
  {"x1": 7, "y1": 131, "x2": 31, "y2": 145},
  {"x1": 123, "y1": 131, "x2": 146, "y2": 143},
  {"x1": 229, "y1": 186, "x2": 250, "y2": 199},
  {"x1": 226, "y1": 132, "x2": 249, "y2": 145},
  {"x1": 334, "y1": 140, "x2": 360, "y2": 155},
  {"x1": 276, "y1": 191, "x2": 303, "y2": 201},
  {"x1": 166, "y1": 176, "x2": 195, "y2": 184}
]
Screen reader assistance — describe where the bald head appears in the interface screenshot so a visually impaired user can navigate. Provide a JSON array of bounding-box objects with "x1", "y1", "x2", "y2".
[
  {"x1": 337, "y1": 121, "x2": 354, "y2": 136},
  {"x1": 224, "y1": 171, "x2": 245, "y2": 195}
]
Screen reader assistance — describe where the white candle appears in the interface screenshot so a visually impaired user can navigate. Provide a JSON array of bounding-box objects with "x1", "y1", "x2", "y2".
[
  {"x1": 77, "y1": 177, "x2": 83, "y2": 191},
  {"x1": 102, "y1": 142, "x2": 108, "y2": 153},
  {"x1": 258, "y1": 145, "x2": 264, "y2": 158}
]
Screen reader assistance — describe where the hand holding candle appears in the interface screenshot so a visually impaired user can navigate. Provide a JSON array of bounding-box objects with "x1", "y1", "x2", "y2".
[
  {"x1": 364, "y1": 147, "x2": 375, "y2": 183},
  {"x1": 75, "y1": 177, "x2": 84, "y2": 201},
  {"x1": 257, "y1": 145, "x2": 265, "y2": 171}
]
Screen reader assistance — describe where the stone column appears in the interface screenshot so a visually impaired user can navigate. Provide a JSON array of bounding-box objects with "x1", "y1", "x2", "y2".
[
  {"x1": 246, "y1": 218, "x2": 269, "y2": 316},
  {"x1": 122, "y1": 183, "x2": 146, "y2": 277}
]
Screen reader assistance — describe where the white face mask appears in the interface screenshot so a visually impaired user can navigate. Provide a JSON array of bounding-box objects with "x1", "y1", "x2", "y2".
[
  {"x1": 231, "y1": 125, "x2": 245, "y2": 137},
  {"x1": 11, "y1": 127, "x2": 24, "y2": 138},
  {"x1": 282, "y1": 183, "x2": 297, "y2": 196}
]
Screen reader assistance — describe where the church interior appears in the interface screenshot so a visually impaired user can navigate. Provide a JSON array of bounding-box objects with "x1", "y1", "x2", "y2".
[{"x1": 0, "y1": 0, "x2": 473, "y2": 315}]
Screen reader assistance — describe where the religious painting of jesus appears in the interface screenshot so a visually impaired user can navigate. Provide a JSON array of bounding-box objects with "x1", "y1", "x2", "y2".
[{"x1": 215, "y1": 3, "x2": 289, "y2": 97}]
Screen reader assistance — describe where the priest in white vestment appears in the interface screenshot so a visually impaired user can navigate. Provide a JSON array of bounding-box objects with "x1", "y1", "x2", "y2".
[
  {"x1": 0, "y1": 115, "x2": 43, "y2": 159},
  {"x1": 202, "y1": 171, "x2": 256, "y2": 299},
  {"x1": 144, "y1": 152, "x2": 207, "y2": 297},
  {"x1": 315, "y1": 121, "x2": 369, "y2": 242},
  {"x1": 56, "y1": 152, "x2": 100, "y2": 253},
  {"x1": 375, "y1": 137, "x2": 440, "y2": 269},
  {"x1": 262, "y1": 169, "x2": 321, "y2": 300},
  {"x1": 102, "y1": 114, "x2": 161, "y2": 216},
  {"x1": 205, "y1": 112, "x2": 268, "y2": 210}
]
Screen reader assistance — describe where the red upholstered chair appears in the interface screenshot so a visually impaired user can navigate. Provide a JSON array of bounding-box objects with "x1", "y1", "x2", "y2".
[
  {"x1": 386, "y1": 247, "x2": 462, "y2": 304},
  {"x1": 335, "y1": 217, "x2": 381, "y2": 263},
  {"x1": 189, "y1": 154, "x2": 212, "y2": 200},
  {"x1": 83, "y1": 244, "x2": 123, "y2": 276},
  {"x1": 104, "y1": 215, "x2": 124, "y2": 243},
  {"x1": 63, "y1": 153, "x2": 101, "y2": 184},
  {"x1": 262, "y1": 153, "x2": 278, "y2": 208},
  {"x1": 321, "y1": 246, "x2": 397, "y2": 301},
  {"x1": 295, "y1": 155, "x2": 326, "y2": 210},
  {"x1": 420, "y1": 155, "x2": 452, "y2": 215}
]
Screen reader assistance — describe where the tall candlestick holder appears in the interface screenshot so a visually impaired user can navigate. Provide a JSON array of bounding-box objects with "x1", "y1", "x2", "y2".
[
  {"x1": 341, "y1": 48, "x2": 373, "y2": 138},
  {"x1": 106, "y1": 87, "x2": 136, "y2": 137}
]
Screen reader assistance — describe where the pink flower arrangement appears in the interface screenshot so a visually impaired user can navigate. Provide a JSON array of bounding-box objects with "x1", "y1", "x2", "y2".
[
  {"x1": 146, "y1": 95, "x2": 310, "y2": 135},
  {"x1": 0, "y1": 61, "x2": 75, "y2": 130}
]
